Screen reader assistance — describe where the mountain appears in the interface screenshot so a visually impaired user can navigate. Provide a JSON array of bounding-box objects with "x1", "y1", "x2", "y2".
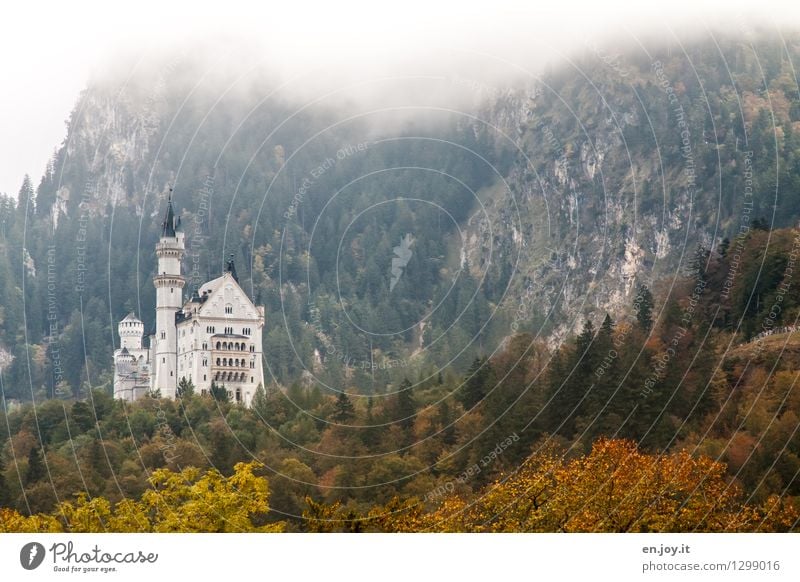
[{"x1": 2, "y1": 33, "x2": 800, "y2": 401}]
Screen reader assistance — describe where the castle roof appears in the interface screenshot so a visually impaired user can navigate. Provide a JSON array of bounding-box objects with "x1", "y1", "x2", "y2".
[
  {"x1": 121, "y1": 312, "x2": 141, "y2": 323},
  {"x1": 226, "y1": 254, "x2": 238, "y2": 282},
  {"x1": 161, "y1": 192, "x2": 180, "y2": 237}
]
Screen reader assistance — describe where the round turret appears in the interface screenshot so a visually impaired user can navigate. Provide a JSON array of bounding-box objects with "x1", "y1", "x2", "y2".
[{"x1": 118, "y1": 312, "x2": 144, "y2": 350}]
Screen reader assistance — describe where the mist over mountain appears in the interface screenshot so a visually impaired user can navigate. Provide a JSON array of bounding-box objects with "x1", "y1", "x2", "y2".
[{"x1": 2, "y1": 31, "x2": 799, "y2": 403}]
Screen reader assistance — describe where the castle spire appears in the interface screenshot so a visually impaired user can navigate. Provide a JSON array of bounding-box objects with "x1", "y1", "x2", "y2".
[
  {"x1": 161, "y1": 189, "x2": 176, "y2": 237},
  {"x1": 226, "y1": 253, "x2": 239, "y2": 282}
]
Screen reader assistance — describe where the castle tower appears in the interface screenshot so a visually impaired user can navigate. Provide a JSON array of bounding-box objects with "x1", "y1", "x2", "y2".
[
  {"x1": 118, "y1": 312, "x2": 144, "y2": 350},
  {"x1": 152, "y1": 194, "x2": 185, "y2": 398}
]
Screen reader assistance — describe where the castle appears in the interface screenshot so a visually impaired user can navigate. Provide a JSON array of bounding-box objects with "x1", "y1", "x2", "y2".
[{"x1": 112, "y1": 196, "x2": 265, "y2": 406}]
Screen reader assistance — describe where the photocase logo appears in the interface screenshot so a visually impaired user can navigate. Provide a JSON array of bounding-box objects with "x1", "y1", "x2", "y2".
[
  {"x1": 20, "y1": 542, "x2": 46, "y2": 570},
  {"x1": 390, "y1": 233, "x2": 415, "y2": 292}
]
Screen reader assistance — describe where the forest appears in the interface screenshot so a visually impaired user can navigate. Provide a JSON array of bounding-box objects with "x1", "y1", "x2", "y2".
[{"x1": 2, "y1": 226, "x2": 800, "y2": 531}]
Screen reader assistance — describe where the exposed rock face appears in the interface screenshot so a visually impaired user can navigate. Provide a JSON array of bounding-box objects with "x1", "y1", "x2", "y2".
[{"x1": 35, "y1": 36, "x2": 796, "y2": 355}]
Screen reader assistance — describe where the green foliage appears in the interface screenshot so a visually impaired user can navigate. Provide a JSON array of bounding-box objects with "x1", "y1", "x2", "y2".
[
  {"x1": 332, "y1": 391, "x2": 355, "y2": 423},
  {"x1": 209, "y1": 381, "x2": 228, "y2": 403},
  {"x1": 24, "y1": 446, "x2": 45, "y2": 485},
  {"x1": 635, "y1": 284, "x2": 654, "y2": 331},
  {"x1": 177, "y1": 377, "x2": 195, "y2": 398}
]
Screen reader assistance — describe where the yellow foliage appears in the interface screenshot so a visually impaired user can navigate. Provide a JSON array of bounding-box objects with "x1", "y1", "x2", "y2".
[
  {"x1": 368, "y1": 439, "x2": 791, "y2": 532},
  {"x1": 2, "y1": 462, "x2": 284, "y2": 533}
]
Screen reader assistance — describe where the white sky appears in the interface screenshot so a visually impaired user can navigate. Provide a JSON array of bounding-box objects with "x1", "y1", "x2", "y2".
[{"x1": 1, "y1": 0, "x2": 798, "y2": 197}]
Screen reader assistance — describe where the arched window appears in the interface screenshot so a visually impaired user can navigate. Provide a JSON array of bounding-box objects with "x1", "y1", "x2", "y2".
[
  {"x1": 235, "y1": 388, "x2": 241, "y2": 402},
  {"x1": 216, "y1": 358, "x2": 220, "y2": 366},
  {"x1": 216, "y1": 341, "x2": 221, "y2": 349}
]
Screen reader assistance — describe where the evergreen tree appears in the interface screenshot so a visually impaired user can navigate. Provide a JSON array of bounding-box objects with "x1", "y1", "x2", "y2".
[
  {"x1": 635, "y1": 284, "x2": 654, "y2": 331},
  {"x1": 25, "y1": 446, "x2": 45, "y2": 485},
  {"x1": 177, "y1": 377, "x2": 195, "y2": 398},
  {"x1": 16, "y1": 175, "x2": 35, "y2": 223},
  {"x1": 599, "y1": 313, "x2": 614, "y2": 338},
  {"x1": 210, "y1": 381, "x2": 229, "y2": 403},
  {"x1": 0, "y1": 454, "x2": 11, "y2": 507},
  {"x1": 459, "y1": 357, "x2": 492, "y2": 409},
  {"x1": 332, "y1": 391, "x2": 355, "y2": 422},
  {"x1": 395, "y1": 378, "x2": 415, "y2": 431},
  {"x1": 70, "y1": 401, "x2": 94, "y2": 433},
  {"x1": 251, "y1": 384, "x2": 268, "y2": 419},
  {"x1": 85, "y1": 438, "x2": 110, "y2": 479}
]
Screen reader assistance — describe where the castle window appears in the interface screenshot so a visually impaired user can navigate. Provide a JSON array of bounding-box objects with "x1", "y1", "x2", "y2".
[
  {"x1": 235, "y1": 388, "x2": 241, "y2": 403},
  {"x1": 161, "y1": 331, "x2": 166, "y2": 340},
  {"x1": 216, "y1": 341, "x2": 221, "y2": 349},
  {"x1": 250, "y1": 361, "x2": 255, "y2": 369},
  {"x1": 235, "y1": 359, "x2": 240, "y2": 367},
  {"x1": 203, "y1": 375, "x2": 207, "y2": 381},
  {"x1": 225, "y1": 305, "x2": 233, "y2": 314},
  {"x1": 243, "y1": 328, "x2": 250, "y2": 336},
  {"x1": 171, "y1": 288, "x2": 174, "y2": 293},
  {"x1": 203, "y1": 359, "x2": 208, "y2": 366},
  {"x1": 202, "y1": 342, "x2": 207, "y2": 350},
  {"x1": 216, "y1": 358, "x2": 220, "y2": 366},
  {"x1": 162, "y1": 357, "x2": 165, "y2": 363},
  {"x1": 250, "y1": 345, "x2": 255, "y2": 353},
  {"x1": 251, "y1": 376, "x2": 254, "y2": 383}
]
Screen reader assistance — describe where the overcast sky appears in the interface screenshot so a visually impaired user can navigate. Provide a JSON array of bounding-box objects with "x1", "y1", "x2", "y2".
[{"x1": 1, "y1": 0, "x2": 797, "y2": 197}]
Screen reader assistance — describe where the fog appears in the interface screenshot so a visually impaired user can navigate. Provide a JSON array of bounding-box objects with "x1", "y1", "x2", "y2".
[{"x1": 2, "y1": 0, "x2": 799, "y2": 196}]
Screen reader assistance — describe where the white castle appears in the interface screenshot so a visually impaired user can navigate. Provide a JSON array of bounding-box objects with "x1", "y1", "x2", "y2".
[{"x1": 112, "y1": 195, "x2": 265, "y2": 406}]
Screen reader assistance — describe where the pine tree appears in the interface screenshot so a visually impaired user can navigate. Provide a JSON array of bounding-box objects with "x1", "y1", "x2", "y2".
[
  {"x1": 16, "y1": 175, "x2": 35, "y2": 223},
  {"x1": 25, "y1": 446, "x2": 45, "y2": 485},
  {"x1": 600, "y1": 313, "x2": 614, "y2": 338},
  {"x1": 332, "y1": 391, "x2": 355, "y2": 422},
  {"x1": 70, "y1": 401, "x2": 94, "y2": 433},
  {"x1": 635, "y1": 284, "x2": 654, "y2": 331},
  {"x1": 210, "y1": 381, "x2": 228, "y2": 403},
  {"x1": 459, "y1": 357, "x2": 492, "y2": 409},
  {"x1": 395, "y1": 378, "x2": 415, "y2": 430},
  {"x1": 0, "y1": 454, "x2": 11, "y2": 507},
  {"x1": 177, "y1": 377, "x2": 195, "y2": 398},
  {"x1": 251, "y1": 384, "x2": 268, "y2": 419}
]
